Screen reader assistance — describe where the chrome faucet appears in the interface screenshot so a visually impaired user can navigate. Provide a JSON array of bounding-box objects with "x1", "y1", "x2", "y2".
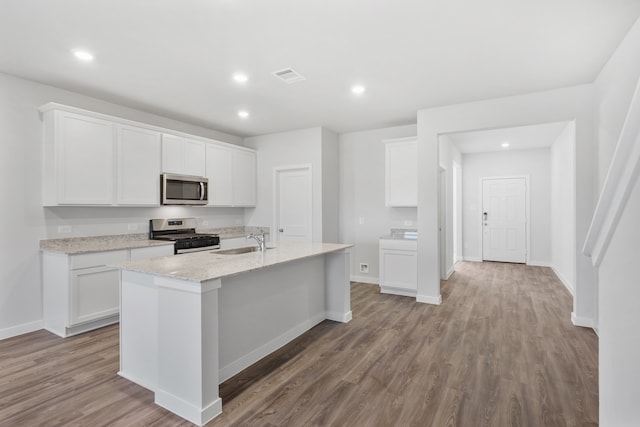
[{"x1": 247, "y1": 232, "x2": 266, "y2": 252}]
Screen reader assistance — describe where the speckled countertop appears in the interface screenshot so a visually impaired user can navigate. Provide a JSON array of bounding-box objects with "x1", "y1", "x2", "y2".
[
  {"x1": 113, "y1": 241, "x2": 352, "y2": 283},
  {"x1": 40, "y1": 234, "x2": 174, "y2": 255},
  {"x1": 199, "y1": 226, "x2": 270, "y2": 239},
  {"x1": 380, "y1": 228, "x2": 418, "y2": 240}
]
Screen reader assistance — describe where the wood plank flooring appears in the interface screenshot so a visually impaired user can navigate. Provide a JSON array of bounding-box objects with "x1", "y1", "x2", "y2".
[{"x1": 0, "y1": 261, "x2": 598, "y2": 426}]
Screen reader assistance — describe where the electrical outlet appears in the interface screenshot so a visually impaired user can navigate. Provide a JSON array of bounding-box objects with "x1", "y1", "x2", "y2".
[
  {"x1": 127, "y1": 224, "x2": 138, "y2": 231},
  {"x1": 359, "y1": 263, "x2": 369, "y2": 273},
  {"x1": 58, "y1": 225, "x2": 72, "y2": 234},
  {"x1": 202, "y1": 220, "x2": 209, "y2": 227},
  {"x1": 358, "y1": 217, "x2": 365, "y2": 225}
]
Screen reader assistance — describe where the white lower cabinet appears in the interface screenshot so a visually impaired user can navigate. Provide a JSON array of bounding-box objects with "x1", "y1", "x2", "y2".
[
  {"x1": 42, "y1": 244, "x2": 174, "y2": 337},
  {"x1": 379, "y1": 239, "x2": 418, "y2": 297}
]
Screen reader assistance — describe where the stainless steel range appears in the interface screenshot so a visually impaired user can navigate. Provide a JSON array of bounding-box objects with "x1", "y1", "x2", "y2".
[{"x1": 149, "y1": 218, "x2": 220, "y2": 254}]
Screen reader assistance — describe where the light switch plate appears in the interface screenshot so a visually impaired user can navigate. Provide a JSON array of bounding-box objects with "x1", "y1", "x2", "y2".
[{"x1": 58, "y1": 225, "x2": 72, "y2": 234}]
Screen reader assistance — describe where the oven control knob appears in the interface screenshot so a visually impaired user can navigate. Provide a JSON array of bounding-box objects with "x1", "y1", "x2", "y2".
[{"x1": 184, "y1": 241, "x2": 192, "y2": 248}]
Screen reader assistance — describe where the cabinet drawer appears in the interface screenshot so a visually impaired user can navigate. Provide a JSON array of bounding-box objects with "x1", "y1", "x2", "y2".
[
  {"x1": 70, "y1": 250, "x2": 128, "y2": 270},
  {"x1": 379, "y1": 239, "x2": 417, "y2": 251}
]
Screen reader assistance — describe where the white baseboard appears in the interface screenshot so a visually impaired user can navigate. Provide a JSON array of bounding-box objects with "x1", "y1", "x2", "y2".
[
  {"x1": 571, "y1": 312, "x2": 595, "y2": 328},
  {"x1": 326, "y1": 310, "x2": 352, "y2": 323},
  {"x1": 550, "y1": 265, "x2": 575, "y2": 296},
  {"x1": 462, "y1": 257, "x2": 482, "y2": 262},
  {"x1": 527, "y1": 260, "x2": 552, "y2": 267},
  {"x1": 445, "y1": 266, "x2": 455, "y2": 280},
  {"x1": 0, "y1": 320, "x2": 43, "y2": 340},
  {"x1": 350, "y1": 275, "x2": 379, "y2": 285},
  {"x1": 380, "y1": 286, "x2": 417, "y2": 298},
  {"x1": 417, "y1": 294, "x2": 442, "y2": 305},
  {"x1": 218, "y1": 312, "x2": 326, "y2": 383}
]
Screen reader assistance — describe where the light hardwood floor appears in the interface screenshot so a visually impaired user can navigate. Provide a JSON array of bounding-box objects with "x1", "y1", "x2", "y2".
[{"x1": 0, "y1": 261, "x2": 598, "y2": 426}]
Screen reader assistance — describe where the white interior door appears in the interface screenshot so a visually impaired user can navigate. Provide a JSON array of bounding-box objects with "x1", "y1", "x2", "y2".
[
  {"x1": 482, "y1": 177, "x2": 527, "y2": 263},
  {"x1": 274, "y1": 166, "x2": 312, "y2": 242}
]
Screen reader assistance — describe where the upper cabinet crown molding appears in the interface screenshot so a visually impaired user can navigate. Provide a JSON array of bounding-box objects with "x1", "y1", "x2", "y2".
[{"x1": 383, "y1": 136, "x2": 418, "y2": 207}]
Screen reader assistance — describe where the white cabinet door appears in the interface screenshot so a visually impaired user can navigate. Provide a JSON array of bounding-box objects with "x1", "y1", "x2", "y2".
[
  {"x1": 161, "y1": 134, "x2": 184, "y2": 174},
  {"x1": 233, "y1": 149, "x2": 257, "y2": 206},
  {"x1": 57, "y1": 111, "x2": 115, "y2": 204},
  {"x1": 379, "y1": 239, "x2": 418, "y2": 296},
  {"x1": 70, "y1": 265, "x2": 121, "y2": 326},
  {"x1": 162, "y1": 134, "x2": 206, "y2": 176},
  {"x1": 184, "y1": 139, "x2": 206, "y2": 176},
  {"x1": 206, "y1": 144, "x2": 233, "y2": 206},
  {"x1": 384, "y1": 138, "x2": 417, "y2": 207},
  {"x1": 117, "y1": 124, "x2": 162, "y2": 205}
]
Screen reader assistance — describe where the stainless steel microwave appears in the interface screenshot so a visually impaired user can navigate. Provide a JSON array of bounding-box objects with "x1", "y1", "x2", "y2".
[{"x1": 161, "y1": 174, "x2": 208, "y2": 205}]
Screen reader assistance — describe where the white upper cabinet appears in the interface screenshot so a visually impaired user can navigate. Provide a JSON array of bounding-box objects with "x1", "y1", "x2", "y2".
[
  {"x1": 205, "y1": 144, "x2": 256, "y2": 207},
  {"x1": 40, "y1": 103, "x2": 255, "y2": 208},
  {"x1": 206, "y1": 144, "x2": 233, "y2": 206},
  {"x1": 384, "y1": 137, "x2": 417, "y2": 207},
  {"x1": 42, "y1": 109, "x2": 115, "y2": 205},
  {"x1": 117, "y1": 124, "x2": 162, "y2": 205},
  {"x1": 162, "y1": 134, "x2": 206, "y2": 177},
  {"x1": 233, "y1": 149, "x2": 257, "y2": 206}
]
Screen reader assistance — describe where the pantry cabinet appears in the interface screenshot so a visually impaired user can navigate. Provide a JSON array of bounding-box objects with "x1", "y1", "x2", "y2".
[{"x1": 384, "y1": 137, "x2": 417, "y2": 207}]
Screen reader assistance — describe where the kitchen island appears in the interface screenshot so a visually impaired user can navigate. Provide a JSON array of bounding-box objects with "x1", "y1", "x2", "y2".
[{"x1": 113, "y1": 241, "x2": 352, "y2": 426}]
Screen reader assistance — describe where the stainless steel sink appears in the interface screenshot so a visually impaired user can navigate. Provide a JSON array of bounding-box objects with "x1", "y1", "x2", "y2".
[{"x1": 213, "y1": 246, "x2": 267, "y2": 255}]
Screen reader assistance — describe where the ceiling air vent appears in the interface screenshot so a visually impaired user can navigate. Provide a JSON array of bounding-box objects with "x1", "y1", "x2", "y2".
[{"x1": 272, "y1": 68, "x2": 306, "y2": 84}]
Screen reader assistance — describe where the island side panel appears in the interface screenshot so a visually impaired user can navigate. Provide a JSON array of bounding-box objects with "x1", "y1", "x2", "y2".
[
  {"x1": 218, "y1": 255, "x2": 327, "y2": 382},
  {"x1": 119, "y1": 270, "x2": 158, "y2": 391},
  {"x1": 325, "y1": 249, "x2": 352, "y2": 323},
  {"x1": 155, "y1": 277, "x2": 222, "y2": 427}
]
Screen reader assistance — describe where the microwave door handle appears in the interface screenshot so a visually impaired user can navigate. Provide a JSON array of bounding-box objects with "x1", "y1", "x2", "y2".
[{"x1": 200, "y1": 182, "x2": 205, "y2": 200}]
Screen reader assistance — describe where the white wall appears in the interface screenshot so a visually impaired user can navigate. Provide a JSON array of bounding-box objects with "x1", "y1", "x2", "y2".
[
  {"x1": 459, "y1": 148, "x2": 551, "y2": 265},
  {"x1": 244, "y1": 127, "x2": 324, "y2": 241},
  {"x1": 0, "y1": 72, "x2": 245, "y2": 338},
  {"x1": 340, "y1": 124, "x2": 417, "y2": 283},
  {"x1": 417, "y1": 84, "x2": 596, "y2": 320},
  {"x1": 550, "y1": 122, "x2": 576, "y2": 293},
  {"x1": 438, "y1": 135, "x2": 462, "y2": 277},
  {"x1": 592, "y1": 16, "x2": 640, "y2": 426},
  {"x1": 321, "y1": 128, "x2": 340, "y2": 243},
  {"x1": 595, "y1": 17, "x2": 640, "y2": 192},
  {"x1": 598, "y1": 175, "x2": 640, "y2": 426}
]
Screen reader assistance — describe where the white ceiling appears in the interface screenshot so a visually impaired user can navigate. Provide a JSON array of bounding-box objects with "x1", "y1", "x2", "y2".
[
  {"x1": 1, "y1": 1, "x2": 639, "y2": 137},
  {"x1": 446, "y1": 122, "x2": 570, "y2": 154}
]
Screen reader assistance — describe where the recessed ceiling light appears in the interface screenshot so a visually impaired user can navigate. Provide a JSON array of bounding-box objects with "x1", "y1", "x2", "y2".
[
  {"x1": 501, "y1": 142, "x2": 510, "y2": 148},
  {"x1": 72, "y1": 49, "x2": 94, "y2": 62},
  {"x1": 238, "y1": 110, "x2": 249, "y2": 119},
  {"x1": 351, "y1": 85, "x2": 366, "y2": 95},
  {"x1": 233, "y1": 72, "x2": 248, "y2": 84}
]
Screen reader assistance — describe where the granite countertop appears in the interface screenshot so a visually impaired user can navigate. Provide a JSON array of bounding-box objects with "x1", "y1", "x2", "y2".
[
  {"x1": 113, "y1": 241, "x2": 352, "y2": 283},
  {"x1": 380, "y1": 228, "x2": 418, "y2": 240},
  {"x1": 40, "y1": 234, "x2": 174, "y2": 255},
  {"x1": 199, "y1": 226, "x2": 270, "y2": 240}
]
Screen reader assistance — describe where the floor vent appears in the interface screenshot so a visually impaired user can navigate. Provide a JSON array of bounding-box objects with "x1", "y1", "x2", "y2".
[{"x1": 272, "y1": 68, "x2": 306, "y2": 84}]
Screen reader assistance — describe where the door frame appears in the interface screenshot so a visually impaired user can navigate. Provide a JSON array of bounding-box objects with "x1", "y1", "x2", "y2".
[
  {"x1": 480, "y1": 175, "x2": 530, "y2": 264},
  {"x1": 273, "y1": 164, "x2": 313, "y2": 242}
]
